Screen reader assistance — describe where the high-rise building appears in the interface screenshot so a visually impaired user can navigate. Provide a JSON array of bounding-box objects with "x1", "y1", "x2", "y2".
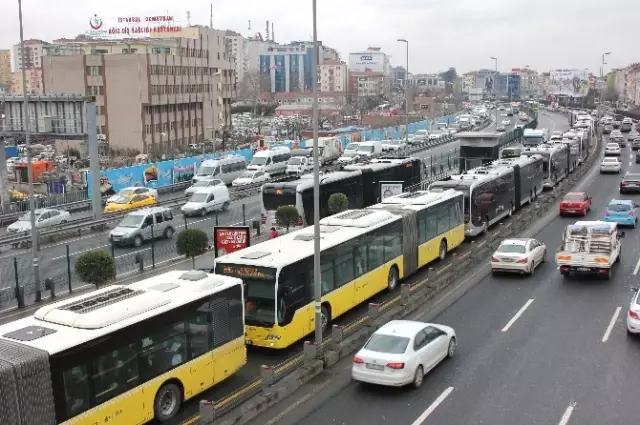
[
  {"x1": 41, "y1": 26, "x2": 236, "y2": 154},
  {"x1": 10, "y1": 68, "x2": 43, "y2": 94},
  {"x1": 224, "y1": 33, "x2": 246, "y2": 85},
  {"x1": 318, "y1": 60, "x2": 347, "y2": 93},
  {"x1": 0, "y1": 50, "x2": 11, "y2": 86},
  {"x1": 12, "y1": 39, "x2": 49, "y2": 70}
]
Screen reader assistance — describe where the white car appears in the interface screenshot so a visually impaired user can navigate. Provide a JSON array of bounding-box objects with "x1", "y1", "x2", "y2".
[
  {"x1": 381, "y1": 139, "x2": 406, "y2": 152},
  {"x1": 428, "y1": 133, "x2": 443, "y2": 141},
  {"x1": 496, "y1": 125, "x2": 506, "y2": 132},
  {"x1": 231, "y1": 170, "x2": 270, "y2": 187},
  {"x1": 501, "y1": 119, "x2": 511, "y2": 126},
  {"x1": 605, "y1": 142, "x2": 622, "y2": 156},
  {"x1": 7, "y1": 208, "x2": 71, "y2": 234},
  {"x1": 626, "y1": 288, "x2": 640, "y2": 334},
  {"x1": 600, "y1": 157, "x2": 622, "y2": 174},
  {"x1": 351, "y1": 320, "x2": 456, "y2": 388},
  {"x1": 490, "y1": 238, "x2": 546, "y2": 275},
  {"x1": 107, "y1": 186, "x2": 158, "y2": 204},
  {"x1": 184, "y1": 178, "x2": 224, "y2": 197},
  {"x1": 501, "y1": 113, "x2": 508, "y2": 117}
]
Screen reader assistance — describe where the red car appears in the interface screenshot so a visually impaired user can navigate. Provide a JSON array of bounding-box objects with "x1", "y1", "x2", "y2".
[{"x1": 560, "y1": 192, "x2": 592, "y2": 216}]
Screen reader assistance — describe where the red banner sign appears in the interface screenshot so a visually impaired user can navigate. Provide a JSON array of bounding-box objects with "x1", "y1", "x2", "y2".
[{"x1": 214, "y1": 226, "x2": 251, "y2": 257}]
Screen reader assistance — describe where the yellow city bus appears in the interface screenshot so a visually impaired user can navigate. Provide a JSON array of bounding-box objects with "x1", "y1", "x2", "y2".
[
  {"x1": 0, "y1": 270, "x2": 246, "y2": 424},
  {"x1": 214, "y1": 189, "x2": 464, "y2": 349}
]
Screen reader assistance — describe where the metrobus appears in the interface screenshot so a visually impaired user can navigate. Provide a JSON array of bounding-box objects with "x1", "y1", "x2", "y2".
[
  {"x1": 491, "y1": 155, "x2": 544, "y2": 209},
  {"x1": 214, "y1": 190, "x2": 463, "y2": 349},
  {"x1": 521, "y1": 143, "x2": 569, "y2": 188},
  {"x1": 0, "y1": 270, "x2": 245, "y2": 424},
  {"x1": 260, "y1": 157, "x2": 422, "y2": 226}
]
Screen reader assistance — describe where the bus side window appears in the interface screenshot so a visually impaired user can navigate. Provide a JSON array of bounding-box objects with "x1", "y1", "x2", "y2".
[
  {"x1": 354, "y1": 241, "x2": 368, "y2": 276},
  {"x1": 62, "y1": 365, "x2": 91, "y2": 418},
  {"x1": 367, "y1": 231, "x2": 385, "y2": 269},
  {"x1": 91, "y1": 343, "x2": 139, "y2": 404}
]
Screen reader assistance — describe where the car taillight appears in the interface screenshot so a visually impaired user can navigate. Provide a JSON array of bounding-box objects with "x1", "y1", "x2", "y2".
[
  {"x1": 491, "y1": 257, "x2": 499, "y2": 262},
  {"x1": 630, "y1": 311, "x2": 640, "y2": 320},
  {"x1": 631, "y1": 210, "x2": 636, "y2": 216},
  {"x1": 621, "y1": 181, "x2": 628, "y2": 186},
  {"x1": 353, "y1": 356, "x2": 364, "y2": 364},
  {"x1": 386, "y1": 362, "x2": 405, "y2": 369},
  {"x1": 516, "y1": 258, "x2": 528, "y2": 264},
  {"x1": 605, "y1": 209, "x2": 610, "y2": 215}
]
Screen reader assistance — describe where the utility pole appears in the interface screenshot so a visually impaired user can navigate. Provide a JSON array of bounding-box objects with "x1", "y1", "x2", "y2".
[
  {"x1": 397, "y1": 39, "x2": 409, "y2": 143},
  {"x1": 598, "y1": 52, "x2": 611, "y2": 139},
  {"x1": 490, "y1": 56, "x2": 498, "y2": 125}
]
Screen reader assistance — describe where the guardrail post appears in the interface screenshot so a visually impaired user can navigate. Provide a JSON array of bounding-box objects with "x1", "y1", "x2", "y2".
[
  {"x1": 110, "y1": 240, "x2": 115, "y2": 258},
  {"x1": 66, "y1": 244, "x2": 72, "y2": 293},
  {"x1": 400, "y1": 284, "x2": 411, "y2": 306},
  {"x1": 150, "y1": 225, "x2": 156, "y2": 268},
  {"x1": 135, "y1": 252, "x2": 144, "y2": 272},
  {"x1": 260, "y1": 365, "x2": 275, "y2": 393},
  {"x1": 215, "y1": 210, "x2": 219, "y2": 226},
  {"x1": 44, "y1": 278, "x2": 55, "y2": 299},
  {"x1": 183, "y1": 214, "x2": 188, "y2": 229},
  {"x1": 13, "y1": 257, "x2": 24, "y2": 308},
  {"x1": 331, "y1": 324, "x2": 344, "y2": 349},
  {"x1": 303, "y1": 341, "x2": 318, "y2": 367},
  {"x1": 242, "y1": 204, "x2": 246, "y2": 226},
  {"x1": 199, "y1": 400, "x2": 216, "y2": 425}
]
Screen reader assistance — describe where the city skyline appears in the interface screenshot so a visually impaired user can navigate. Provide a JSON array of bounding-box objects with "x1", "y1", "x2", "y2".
[{"x1": 0, "y1": 0, "x2": 636, "y2": 74}]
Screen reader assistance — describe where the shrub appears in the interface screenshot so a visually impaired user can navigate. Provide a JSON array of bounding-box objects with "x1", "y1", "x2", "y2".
[
  {"x1": 75, "y1": 249, "x2": 116, "y2": 288},
  {"x1": 328, "y1": 193, "x2": 349, "y2": 214},
  {"x1": 176, "y1": 228, "x2": 209, "y2": 268},
  {"x1": 275, "y1": 205, "x2": 300, "y2": 233}
]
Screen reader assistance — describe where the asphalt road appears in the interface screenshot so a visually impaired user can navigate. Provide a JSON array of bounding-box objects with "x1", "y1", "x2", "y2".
[{"x1": 244, "y1": 121, "x2": 640, "y2": 425}]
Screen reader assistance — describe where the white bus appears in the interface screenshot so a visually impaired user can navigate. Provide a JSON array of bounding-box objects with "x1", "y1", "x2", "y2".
[
  {"x1": 521, "y1": 143, "x2": 569, "y2": 188},
  {"x1": 0, "y1": 270, "x2": 245, "y2": 425}
]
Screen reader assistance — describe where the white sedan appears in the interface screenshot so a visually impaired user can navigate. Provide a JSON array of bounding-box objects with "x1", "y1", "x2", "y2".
[
  {"x1": 496, "y1": 125, "x2": 506, "y2": 132},
  {"x1": 7, "y1": 208, "x2": 71, "y2": 234},
  {"x1": 600, "y1": 157, "x2": 622, "y2": 174},
  {"x1": 501, "y1": 119, "x2": 511, "y2": 126},
  {"x1": 352, "y1": 320, "x2": 456, "y2": 388},
  {"x1": 231, "y1": 170, "x2": 270, "y2": 187},
  {"x1": 604, "y1": 142, "x2": 622, "y2": 156},
  {"x1": 381, "y1": 139, "x2": 407, "y2": 152},
  {"x1": 491, "y1": 238, "x2": 546, "y2": 275},
  {"x1": 626, "y1": 288, "x2": 640, "y2": 334}
]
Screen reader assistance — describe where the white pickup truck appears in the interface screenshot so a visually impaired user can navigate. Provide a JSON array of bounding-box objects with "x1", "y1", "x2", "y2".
[{"x1": 556, "y1": 221, "x2": 624, "y2": 280}]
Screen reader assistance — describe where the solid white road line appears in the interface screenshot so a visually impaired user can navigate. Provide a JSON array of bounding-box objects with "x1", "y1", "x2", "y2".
[
  {"x1": 633, "y1": 256, "x2": 640, "y2": 275},
  {"x1": 602, "y1": 306, "x2": 622, "y2": 343},
  {"x1": 410, "y1": 386, "x2": 454, "y2": 425},
  {"x1": 558, "y1": 402, "x2": 576, "y2": 425},
  {"x1": 501, "y1": 298, "x2": 535, "y2": 332}
]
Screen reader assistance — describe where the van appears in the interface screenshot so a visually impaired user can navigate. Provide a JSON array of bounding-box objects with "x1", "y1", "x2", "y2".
[
  {"x1": 355, "y1": 141, "x2": 383, "y2": 159},
  {"x1": 315, "y1": 136, "x2": 342, "y2": 164},
  {"x1": 337, "y1": 142, "x2": 361, "y2": 164},
  {"x1": 109, "y1": 206, "x2": 176, "y2": 247},
  {"x1": 286, "y1": 149, "x2": 314, "y2": 176},
  {"x1": 247, "y1": 147, "x2": 291, "y2": 175},
  {"x1": 180, "y1": 185, "x2": 231, "y2": 217},
  {"x1": 193, "y1": 156, "x2": 247, "y2": 184}
]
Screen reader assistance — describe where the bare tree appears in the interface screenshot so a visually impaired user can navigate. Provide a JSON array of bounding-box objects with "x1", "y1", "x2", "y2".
[{"x1": 239, "y1": 70, "x2": 261, "y2": 103}]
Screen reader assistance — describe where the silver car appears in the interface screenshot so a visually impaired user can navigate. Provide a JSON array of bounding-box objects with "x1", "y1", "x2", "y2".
[{"x1": 184, "y1": 178, "x2": 224, "y2": 197}]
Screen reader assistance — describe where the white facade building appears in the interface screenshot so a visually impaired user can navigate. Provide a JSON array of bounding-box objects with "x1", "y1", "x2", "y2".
[
  {"x1": 12, "y1": 39, "x2": 49, "y2": 71},
  {"x1": 348, "y1": 47, "x2": 390, "y2": 75},
  {"x1": 318, "y1": 60, "x2": 347, "y2": 93}
]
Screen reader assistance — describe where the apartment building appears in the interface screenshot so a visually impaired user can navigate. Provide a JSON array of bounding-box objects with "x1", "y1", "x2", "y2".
[
  {"x1": 41, "y1": 26, "x2": 236, "y2": 154},
  {"x1": 13, "y1": 39, "x2": 49, "y2": 70},
  {"x1": 318, "y1": 60, "x2": 347, "y2": 93},
  {"x1": 10, "y1": 68, "x2": 43, "y2": 94},
  {"x1": 0, "y1": 50, "x2": 11, "y2": 86}
]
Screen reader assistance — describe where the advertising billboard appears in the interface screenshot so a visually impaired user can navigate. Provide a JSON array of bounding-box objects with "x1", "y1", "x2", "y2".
[
  {"x1": 87, "y1": 14, "x2": 182, "y2": 38},
  {"x1": 213, "y1": 226, "x2": 251, "y2": 257},
  {"x1": 348, "y1": 53, "x2": 385, "y2": 73},
  {"x1": 548, "y1": 69, "x2": 589, "y2": 96}
]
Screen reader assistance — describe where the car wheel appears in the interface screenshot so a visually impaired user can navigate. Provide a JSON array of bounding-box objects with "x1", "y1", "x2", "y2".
[
  {"x1": 411, "y1": 365, "x2": 424, "y2": 389},
  {"x1": 164, "y1": 227, "x2": 174, "y2": 239},
  {"x1": 447, "y1": 337, "x2": 456, "y2": 358},
  {"x1": 200, "y1": 208, "x2": 207, "y2": 217},
  {"x1": 154, "y1": 383, "x2": 182, "y2": 422},
  {"x1": 61, "y1": 219, "x2": 67, "y2": 224},
  {"x1": 133, "y1": 236, "x2": 143, "y2": 247},
  {"x1": 528, "y1": 262, "x2": 534, "y2": 276}
]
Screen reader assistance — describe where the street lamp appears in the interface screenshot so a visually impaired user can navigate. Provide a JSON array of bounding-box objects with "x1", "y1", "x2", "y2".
[
  {"x1": 597, "y1": 52, "x2": 611, "y2": 128},
  {"x1": 17, "y1": 0, "x2": 41, "y2": 301},
  {"x1": 397, "y1": 39, "x2": 409, "y2": 143},
  {"x1": 490, "y1": 56, "x2": 498, "y2": 126}
]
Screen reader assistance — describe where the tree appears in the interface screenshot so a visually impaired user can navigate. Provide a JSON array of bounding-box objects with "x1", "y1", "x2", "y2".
[
  {"x1": 275, "y1": 205, "x2": 299, "y2": 233},
  {"x1": 176, "y1": 228, "x2": 209, "y2": 268},
  {"x1": 239, "y1": 70, "x2": 261, "y2": 102},
  {"x1": 75, "y1": 249, "x2": 116, "y2": 288},
  {"x1": 328, "y1": 193, "x2": 349, "y2": 214}
]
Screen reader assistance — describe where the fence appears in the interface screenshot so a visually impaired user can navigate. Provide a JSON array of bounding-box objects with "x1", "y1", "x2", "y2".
[
  {"x1": 0, "y1": 189, "x2": 88, "y2": 216},
  {"x1": 197, "y1": 128, "x2": 601, "y2": 424}
]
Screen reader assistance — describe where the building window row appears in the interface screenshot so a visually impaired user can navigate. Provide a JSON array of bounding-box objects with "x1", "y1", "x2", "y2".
[
  {"x1": 151, "y1": 84, "x2": 211, "y2": 95},
  {"x1": 151, "y1": 65, "x2": 229, "y2": 76},
  {"x1": 143, "y1": 103, "x2": 203, "y2": 115},
  {"x1": 87, "y1": 85, "x2": 105, "y2": 96},
  {"x1": 145, "y1": 118, "x2": 201, "y2": 134},
  {"x1": 178, "y1": 48, "x2": 209, "y2": 59},
  {"x1": 86, "y1": 66, "x2": 103, "y2": 77}
]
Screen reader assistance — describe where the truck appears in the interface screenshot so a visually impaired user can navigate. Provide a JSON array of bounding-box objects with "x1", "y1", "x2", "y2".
[{"x1": 556, "y1": 221, "x2": 624, "y2": 280}]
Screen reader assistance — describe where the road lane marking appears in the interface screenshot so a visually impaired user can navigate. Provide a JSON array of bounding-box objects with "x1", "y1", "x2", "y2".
[
  {"x1": 558, "y1": 402, "x2": 576, "y2": 425},
  {"x1": 633, "y1": 256, "x2": 640, "y2": 275},
  {"x1": 501, "y1": 299, "x2": 534, "y2": 332},
  {"x1": 410, "y1": 386, "x2": 454, "y2": 425},
  {"x1": 602, "y1": 306, "x2": 622, "y2": 343}
]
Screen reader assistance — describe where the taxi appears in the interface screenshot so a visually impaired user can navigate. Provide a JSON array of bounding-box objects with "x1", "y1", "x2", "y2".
[{"x1": 103, "y1": 193, "x2": 157, "y2": 213}]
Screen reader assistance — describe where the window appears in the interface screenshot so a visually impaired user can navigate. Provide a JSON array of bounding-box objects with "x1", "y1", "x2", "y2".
[
  {"x1": 155, "y1": 212, "x2": 164, "y2": 224},
  {"x1": 383, "y1": 222, "x2": 402, "y2": 262},
  {"x1": 334, "y1": 242, "x2": 355, "y2": 287},
  {"x1": 62, "y1": 366, "x2": 90, "y2": 418},
  {"x1": 436, "y1": 204, "x2": 449, "y2": 235},
  {"x1": 425, "y1": 207, "x2": 438, "y2": 240},
  {"x1": 163, "y1": 209, "x2": 173, "y2": 221},
  {"x1": 367, "y1": 234, "x2": 385, "y2": 269},
  {"x1": 139, "y1": 321, "x2": 187, "y2": 381},
  {"x1": 90, "y1": 343, "x2": 139, "y2": 404},
  {"x1": 188, "y1": 310, "x2": 211, "y2": 358},
  {"x1": 354, "y1": 242, "x2": 368, "y2": 277},
  {"x1": 417, "y1": 210, "x2": 427, "y2": 244}
]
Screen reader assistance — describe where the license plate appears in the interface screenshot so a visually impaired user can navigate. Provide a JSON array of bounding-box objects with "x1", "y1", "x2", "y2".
[
  {"x1": 629, "y1": 184, "x2": 637, "y2": 187},
  {"x1": 501, "y1": 258, "x2": 514, "y2": 262},
  {"x1": 577, "y1": 267, "x2": 590, "y2": 271},
  {"x1": 366, "y1": 363, "x2": 384, "y2": 371}
]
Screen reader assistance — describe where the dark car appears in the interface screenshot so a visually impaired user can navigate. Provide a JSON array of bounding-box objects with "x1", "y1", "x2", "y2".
[
  {"x1": 632, "y1": 138, "x2": 640, "y2": 151},
  {"x1": 613, "y1": 121, "x2": 621, "y2": 128},
  {"x1": 629, "y1": 135, "x2": 636, "y2": 142},
  {"x1": 603, "y1": 125, "x2": 613, "y2": 134},
  {"x1": 620, "y1": 173, "x2": 640, "y2": 193},
  {"x1": 636, "y1": 152, "x2": 640, "y2": 164}
]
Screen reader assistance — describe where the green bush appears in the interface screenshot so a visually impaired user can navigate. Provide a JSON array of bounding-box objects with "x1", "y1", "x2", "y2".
[
  {"x1": 275, "y1": 205, "x2": 300, "y2": 232},
  {"x1": 75, "y1": 249, "x2": 116, "y2": 288},
  {"x1": 328, "y1": 193, "x2": 349, "y2": 214},
  {"x1": 176, "y1": 228, "x2": 209, "y2": 268}
]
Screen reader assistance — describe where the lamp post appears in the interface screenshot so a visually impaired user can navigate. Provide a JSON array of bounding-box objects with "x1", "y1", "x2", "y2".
[
  {"x1": 598, "y1": 52, "x2": 611, "y2": 135},
  {"x1": 17, "y1": 0, "x2": 41, "y2": 301},
  {"x1": 397, "y1": 39, "x2": 409, "y2": 143},
  {"x1": 490, "y1": 56, "x2": 498, "y2": 126},
  {"x1": 311, "y1": 0, "x2": 322, "y2": 348}
]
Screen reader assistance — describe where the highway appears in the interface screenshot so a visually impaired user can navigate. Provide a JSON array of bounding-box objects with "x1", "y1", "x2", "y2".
[
  {"x1": 0, "y1": 135, "x2": 463, "y2": 296},
  {"x1": 240, "y1": 117, "x2": 640, "y2": 425}
]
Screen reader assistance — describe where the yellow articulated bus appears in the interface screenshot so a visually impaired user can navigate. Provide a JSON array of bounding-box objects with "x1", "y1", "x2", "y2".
[
  {"x1": 214, "y1": 189, "x2": 465, "y2": 349},
  {"x1": 0, "y1": 270, "x2": 246, "y2": 425}
]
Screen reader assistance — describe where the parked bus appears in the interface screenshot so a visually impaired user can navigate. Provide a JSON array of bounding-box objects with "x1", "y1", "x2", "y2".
[
  {"x1": 521, "y1": 143, "x2": 569, "y2": 189},
  {"x1": 261, "y1": 157, "x2": 422, "y2": 226},
  {"x1": 429, "y1": 166, "x2": 515, "y2": 237},
  {"x1": 215, "y1": 190, "x2": 463, "y2": 349},
  {"x1": 0, "y1": 270, "x2": 245, "y2": 424}
]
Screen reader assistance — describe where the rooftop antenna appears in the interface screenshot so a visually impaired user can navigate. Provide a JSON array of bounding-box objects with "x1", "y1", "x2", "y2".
[
  {"x1": 266, "y1": 20, "x2": 270, "y2": 41},
  {"x1": 271, "y1": 22, "x2": 274, "y2": 42},
  {"x1": 186, "y1": 11, "x2": 191, "y2": 26},
  {"x1": 248, "y1": 19, "x2": 251, "y2": 34},
  {"x1": 209, "y1": 4, "x2": 213, "y2": 28}
]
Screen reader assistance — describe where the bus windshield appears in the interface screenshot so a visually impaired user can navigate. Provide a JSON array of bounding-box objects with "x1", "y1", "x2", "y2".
[
  {"x1": 263, "y1": 191, "x2": 297, "y2": 211},
  {"x1": 523, "y1": 136, "x2": 545, "y2": 146}
]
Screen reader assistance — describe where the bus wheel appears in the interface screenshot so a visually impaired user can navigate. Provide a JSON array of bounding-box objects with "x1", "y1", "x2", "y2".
[
  {"x1": 320, "y1": 305, "x2": 330, "y2": 332},
  {"x1": 387, "y1": 266, "x2": 399, "y2": 291},
  {"x1": 439, "y1": 240, "x2": 448, "y2": 261},
  {"x1": 154, "y1": 383, "x2": 182, "y2": 422}
]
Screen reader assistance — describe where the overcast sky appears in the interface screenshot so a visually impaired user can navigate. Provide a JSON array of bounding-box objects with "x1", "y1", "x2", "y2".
[{"x1": 0, "y1": 0, "x2": 635, "y2": 74}]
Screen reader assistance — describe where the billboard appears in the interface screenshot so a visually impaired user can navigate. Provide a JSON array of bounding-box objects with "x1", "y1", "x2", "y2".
[
  {"x1": 348, "y1": 53, "x2": 385, "y2": 73},
  {"x1": 213, "y1": 226, "x2": 251, "y2": 257},
  {"x1": 87, "y1": 14, "x2": 182, "y2": 38},
  {"x1": 475, "y1": 72, "x2": 496, "y2": 93},
  {"x1": 548, "y1": 69, "x2": 589, "y2": 96}
]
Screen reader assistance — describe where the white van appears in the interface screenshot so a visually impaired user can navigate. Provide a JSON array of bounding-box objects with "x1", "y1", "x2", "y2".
[
  {"x1": 109, "y1": 206, "x2": 176, "y2": 247},
  {"x1": 247, "y1": 147, "x2": 291, "y2": 175},
  {"x1": 181, "y1": 185, "x2": 231, "y2": 217},
  {"x1": 355, "y1": 141, "x2": 383, "y2": 159},
  {"x1": 286, "y1": 149, "x2": 314, "y2": 176},
  {"x1": 193, "y1": 156, "x2": 247, "y2": 184},
  {"x1": 337, "y1": 142, "x2": 360, "y2": 164},
  {"x1": 315, "y1": 136, "x2": 342, "y2": 164}
]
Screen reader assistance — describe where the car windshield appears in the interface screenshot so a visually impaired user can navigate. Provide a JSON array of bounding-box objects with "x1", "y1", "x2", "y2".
[
  {"x1": 19, "y1": 212, "x2": 41, "y2": 222},
  {"x1": 117, "y1": 188, "x2": 135, "y2": 197},
  {"x1": 190, "y1": 193, "x2": 208, "y2": 203},
  {"x1": 196, "y1": 166, "x2": 216, "y2": 176},
  {"x1": 239, "y1": 171, "x2": 255, "y2": 178},
  {"x1": 192, "y1": 181, "x2": 211, "y2": 188},
  {"x1": 357, "y1": 145, "x2": 375, "y2": 153},
  {"x1": 609, "y1": 204, "x2": 631, "y2": 212},
  {"x1": 118, "y1": 214, "x2": 143, "y2": 228},
  {"x1": 497, "y1": 244, "x2": 527, "y2": 253},
  {"x1": 111, "y1": 196, "x2": 128, "y2": 204},
  {"x1": 345, "y1": 144, "x2": 359, "y2": 151},
  {"x1": 250, "y1": 156, "x2": 268, "y2": 165},
  {"x1": 288, "y1": 157, "x2": 304, "y2": 165},
  {"x1": 364, "y1": 334, "x2": 410, "y2": 354},
  {"x1": 564, "y1": 194, "x2": 584, "y2": 201}
]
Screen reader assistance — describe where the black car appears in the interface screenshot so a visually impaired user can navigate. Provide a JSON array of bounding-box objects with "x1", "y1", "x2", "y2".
[
  {"x1": 603, "y1": 125, "x2": 613, "y2": 134},
  {"x1": 632, "y1": 138, "x2": 640, "y2": 151},
  {"x1": 636, "y1": 152, "x2": 640, "y2": 164},
  {"x1": 620, "y1": 173, "x2": 640, "y2": 193}
]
